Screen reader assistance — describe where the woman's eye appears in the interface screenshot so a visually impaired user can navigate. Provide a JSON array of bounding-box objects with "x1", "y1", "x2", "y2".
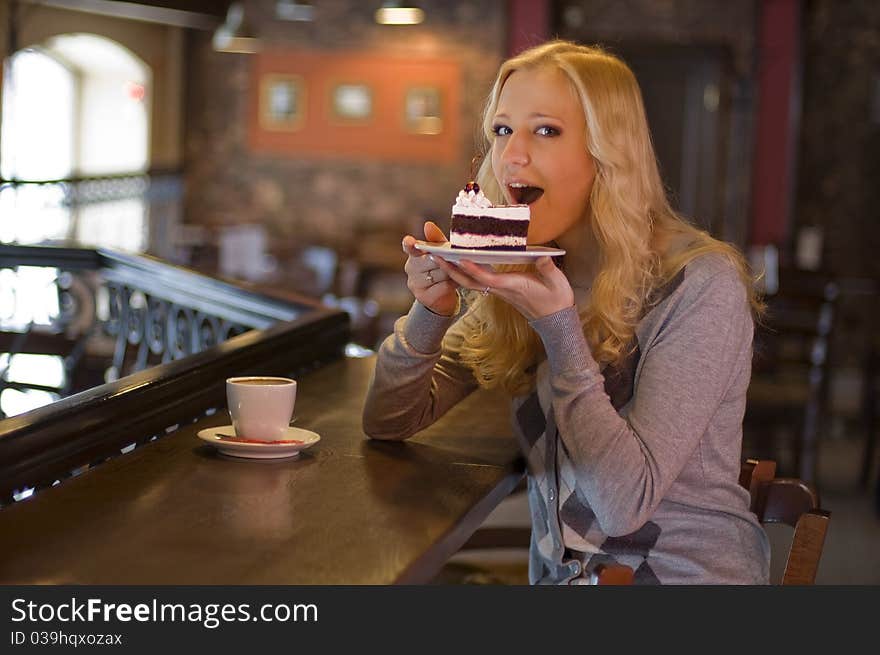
[
  {"x1": 536, "y1": 126, "x2": 560, "y2": 136},
  {"x1": 492, "y1": 125, "x2": 512, "y2": 136}
]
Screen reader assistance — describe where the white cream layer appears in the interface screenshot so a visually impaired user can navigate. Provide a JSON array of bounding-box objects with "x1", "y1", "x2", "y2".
[
  {"x1": 449, "y1": 233, "x2": 527, "y2": 248},
  {"x1": 450, "y1": 205, "x2": 530, "y2": 220}
]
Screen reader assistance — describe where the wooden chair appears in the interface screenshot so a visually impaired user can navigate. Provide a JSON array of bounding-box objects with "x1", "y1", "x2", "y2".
[
  {"x1": 740, "y1": 458, "x2": 831, "y2": 585},
  {"x1": 455, "y1": 459, "x2": 830, "y2": 585},
  {"x1": 739, "y1": 457, "x2": 778, "y2": 507},
  {"x1": 587, "y1": 563, "x2": 636, "y2": 585}
]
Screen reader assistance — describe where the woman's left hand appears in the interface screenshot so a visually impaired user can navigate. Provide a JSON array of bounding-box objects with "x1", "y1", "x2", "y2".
[{"x1": 432, "y1": 256, "x2": 575, "y2": 321}]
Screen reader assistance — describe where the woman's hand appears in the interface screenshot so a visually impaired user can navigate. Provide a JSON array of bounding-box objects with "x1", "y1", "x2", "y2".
[
  {"x1": 432, "y1": 255, "x2": 574, "y2": 321},
  {"x1": 402, "y1": 221, "x2": 460, "y2": 316}
]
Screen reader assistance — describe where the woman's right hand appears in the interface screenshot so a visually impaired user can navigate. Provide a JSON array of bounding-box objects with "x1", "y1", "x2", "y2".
[{"x1": 402, "y1": 221, "x2": 460, "y2": 316}]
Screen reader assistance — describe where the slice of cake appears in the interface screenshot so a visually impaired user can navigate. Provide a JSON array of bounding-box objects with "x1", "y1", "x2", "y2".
[{"x1": 449, "y1": 182, "x2": 529, "y2": 250}]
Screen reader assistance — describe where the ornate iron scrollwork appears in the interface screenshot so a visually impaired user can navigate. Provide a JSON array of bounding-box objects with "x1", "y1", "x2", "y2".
[
  {"x1": 146, "y1": 296, "x2": 168, "y2": 355},
  {"x1": 101, "y1": 283, "x2": 251, "y2": 378},
  {"x1": 0, "y1": 263, "x2": 256, "y2": 412},
  {"x1": 166, "y1": 303, "x2": 193, "y2": 361}
]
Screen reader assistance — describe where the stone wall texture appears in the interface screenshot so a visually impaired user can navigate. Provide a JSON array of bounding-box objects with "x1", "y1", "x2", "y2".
[
  {"x1": 183, "y1": 0, "x2": 505, "y2": 257},
  {"x1": 797, "y1": 0, "x2": 880, "y2": 280},
  {"x1": 796, "y1": 0, "x2": 880, "y2": 364}
]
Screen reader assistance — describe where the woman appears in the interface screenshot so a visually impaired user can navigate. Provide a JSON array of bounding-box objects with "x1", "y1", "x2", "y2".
[{"x1": 362, "y1": 40, "x2": 770, "y2": 584}]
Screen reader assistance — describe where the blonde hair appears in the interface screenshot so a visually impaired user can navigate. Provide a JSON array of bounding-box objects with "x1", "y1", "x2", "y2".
[{"x1": 454, "y1": 40, "x2": 763, "y2": 395}]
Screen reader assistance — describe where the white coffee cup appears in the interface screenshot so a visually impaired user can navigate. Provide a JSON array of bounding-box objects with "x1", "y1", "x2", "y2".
[{"x1": 226, "y1": 376, "x2": 297, "y2": 441}]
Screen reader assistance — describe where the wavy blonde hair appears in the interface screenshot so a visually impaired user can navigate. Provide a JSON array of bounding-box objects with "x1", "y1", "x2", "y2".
[{"x1": 454, "y1": 40, "x2": 763, "y2": 396}]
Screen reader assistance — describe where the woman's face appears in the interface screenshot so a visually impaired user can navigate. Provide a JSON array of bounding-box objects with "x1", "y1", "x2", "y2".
[{"x1": 490, "y1": 66, "x2": 596, "y2": 246}]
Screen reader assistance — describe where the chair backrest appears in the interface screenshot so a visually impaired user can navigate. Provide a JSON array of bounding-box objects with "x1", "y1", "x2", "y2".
[
  {"x1": 739, "y1": 458, "x2": 777, "y2": 510},
  {"x1": 740, "y1": 458, "x2": 831, "y2": 585}
]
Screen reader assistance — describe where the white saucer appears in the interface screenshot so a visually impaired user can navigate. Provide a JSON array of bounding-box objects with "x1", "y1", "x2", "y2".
[
  {"x1": 414, "y1": 240, "x2": 565, "y2": 265},
  {"x1": 197, "y1": 425, "x2": 320, "y2": 460}
]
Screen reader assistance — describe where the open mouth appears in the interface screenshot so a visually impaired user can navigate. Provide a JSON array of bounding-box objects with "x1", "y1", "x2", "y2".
[{"x1": 508, "y1": 184, "x2": 544, "y2": 205}]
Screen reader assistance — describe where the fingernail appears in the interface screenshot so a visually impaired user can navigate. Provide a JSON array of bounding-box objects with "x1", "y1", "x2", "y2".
[{"x1": 428, "y1": 254, "x2": 436, "y2": 263}]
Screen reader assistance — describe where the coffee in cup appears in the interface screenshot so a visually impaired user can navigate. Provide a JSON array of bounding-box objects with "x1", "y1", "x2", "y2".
[{"x1": 226, "y1": 376, "x2": 297, "y2": 441}]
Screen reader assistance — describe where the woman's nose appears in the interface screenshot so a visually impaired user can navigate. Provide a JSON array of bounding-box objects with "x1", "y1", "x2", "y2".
[{"x1": 500, "y1": 132, "x2": 530, "y2": 167}]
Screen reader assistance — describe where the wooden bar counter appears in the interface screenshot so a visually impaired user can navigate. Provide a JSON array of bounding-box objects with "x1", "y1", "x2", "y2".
[{"x1": 0, "y1": 356, "x2": 523, "y2": 585}]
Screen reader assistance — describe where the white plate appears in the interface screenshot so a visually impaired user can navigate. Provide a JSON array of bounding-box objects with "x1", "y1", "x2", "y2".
[
  {"x1": 197, "y1": 425, "x2": 320, "y2": 460},
  {"x1": 413, "y1": 240, "x2": 565, "y2": 265}
]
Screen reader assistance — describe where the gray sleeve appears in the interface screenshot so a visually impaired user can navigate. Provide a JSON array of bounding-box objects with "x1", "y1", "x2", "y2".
[
  {"x1": 529, "y1": 265, "x2": 753, "y2": 536},
  {"x1": 362, "y1": 300, "x2": 479, "y2": 440}
]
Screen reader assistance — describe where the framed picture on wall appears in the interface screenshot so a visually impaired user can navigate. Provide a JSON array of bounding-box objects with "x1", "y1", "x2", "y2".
[
  {"x1": 259, "y1": 74, "x2": 305, "y2": 131},
  {"x1": 404, "y1": 86, "x2": 442, "y2": 135},
  {"x1": 331, "y1": 83, "x2": 373, "y2": 123}
]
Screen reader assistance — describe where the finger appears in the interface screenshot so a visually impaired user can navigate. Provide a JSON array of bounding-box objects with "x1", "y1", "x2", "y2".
[
  {"x1": 456, "y1": 259, "x2": 511, "y2": 290},
  {"x1": 408, "y1": 269, "x2": 440, "y2": 294},
  {"x1": 424, "y1": 221, "x2": 448, "y2": 243},
  {"x1": 405, "y1": 250, "x2": 442, "y2": 276},
  {"x1": 534, "y1": 257, "x2": 569, "y2": 291},
  {"x1": 402, "y1": 234, "x2": 427, "y2": 257},
  {"x1": 421, "y1": 266, "x2": 448, "y2": 285},
  {"x1": 534, "y1": 256, "x2": 558, "y2": 279},
  {"x1": 422, "y1": 280, "x2": 458, "y2": 299},
  {"x1": 435, "y1": 260, "x2": 507, "y2": 300},
  {"x1": 433, "y1": 257, "x2": 481, "y2": 290}
]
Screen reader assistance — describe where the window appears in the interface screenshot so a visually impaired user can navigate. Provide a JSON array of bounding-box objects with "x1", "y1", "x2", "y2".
[{"x1": 0, "y1": 34, "x2": 151, "y2": 251}]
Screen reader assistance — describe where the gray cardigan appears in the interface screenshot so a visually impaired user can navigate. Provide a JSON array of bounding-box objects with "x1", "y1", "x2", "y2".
[{"x1": 363, "y1": 253, "x2": 770, "y2": 584}]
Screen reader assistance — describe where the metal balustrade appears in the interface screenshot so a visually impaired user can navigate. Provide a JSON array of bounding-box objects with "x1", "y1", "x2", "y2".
[{"x1": 0, "y1": 243, "x2": 351, "y2": 505}]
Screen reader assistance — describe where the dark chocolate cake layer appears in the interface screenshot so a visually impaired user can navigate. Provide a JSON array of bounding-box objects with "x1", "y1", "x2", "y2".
[{"x1": 450, "y1": 215, "x2": 530, "y2": 236}]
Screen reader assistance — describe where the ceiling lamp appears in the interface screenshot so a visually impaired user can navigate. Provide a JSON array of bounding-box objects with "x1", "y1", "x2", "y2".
[
  {"x1": 275, "y1": 1, "x2": 315, "y2": 22},
  {"x1": 375, "y1": 2, "x2": 424, "y2": 25},
  {"x1": 212, "y1": 2, "x2": 261, "y2": 54}
]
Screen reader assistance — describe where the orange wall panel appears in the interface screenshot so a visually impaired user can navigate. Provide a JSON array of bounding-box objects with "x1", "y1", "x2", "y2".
[{"x1": 249, "y1": 51, "x2": 461, "y2": 163}]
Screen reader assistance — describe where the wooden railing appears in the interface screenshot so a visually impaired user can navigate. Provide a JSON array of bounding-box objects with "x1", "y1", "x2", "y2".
[
  {"x1": 0, "y1": 243, "x2": 329, "y2": 394},
  {"x1": 0, "y1": 244, "x2": 350, "y2": 504}
]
